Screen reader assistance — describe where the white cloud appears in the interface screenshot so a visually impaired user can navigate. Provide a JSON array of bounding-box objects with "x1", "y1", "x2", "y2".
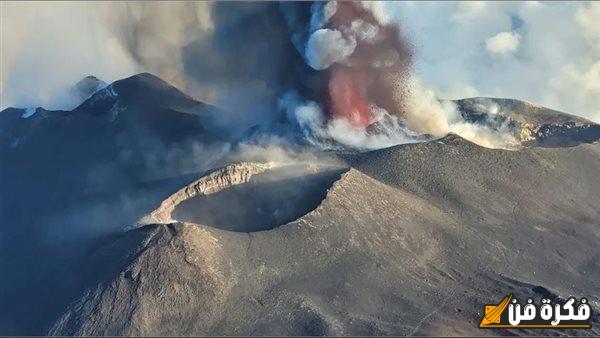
[
  {"x1": 576, "y1": 3, "x2": 600, "y2": 52},
  {"x1": 524, "y1": 1, "x2": 543, "y2": 9},
  {"x1": 452, "y1": 1, "x2": 487, "y2": 21},
  {"x1": 485, "y1": 31, "x2": 521, "y2": 56},
  {"x1": 548, "y1": 60, "x2": 600, "y2": 123},
  {"x1": 381, "y1": 1, "x2": 600, "y2": 123}
]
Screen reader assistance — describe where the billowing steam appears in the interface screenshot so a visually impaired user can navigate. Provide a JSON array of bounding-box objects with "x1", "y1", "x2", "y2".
[
  {"x1": 280, "y1": 2, "x2": 515, "y2": 149},
  {"x1": 278, "y1": 1, "x2": 424, "y2": 150},
  {"x1": 2, "y1": 1, "x2": 570, "y2": 150},
  {"x1": 403, "y1": 77, "x2": 519, "y2": 149}
]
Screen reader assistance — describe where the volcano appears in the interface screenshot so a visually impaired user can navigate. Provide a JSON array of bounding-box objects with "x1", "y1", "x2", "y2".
[
  {"x1": 0, "y1": 73, "x2": 223, "y2": 334},
  {"x1": 1, "y1": 73, "x2": 599, "y2": 336},
  {"x1": 49, "y1": 135, "x2": 600, "y2": 336}
]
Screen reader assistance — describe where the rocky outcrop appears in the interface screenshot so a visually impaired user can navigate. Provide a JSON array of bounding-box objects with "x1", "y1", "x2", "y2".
[
  {"x1": 138, "y1": 162, "x2": 274, "y2": 225},
  {"x1": 519, "y1": 121, "x2": 600, "y2": 147},
  {"x1": 454, "y1": 97, "x2": 600, "y2": 147}
]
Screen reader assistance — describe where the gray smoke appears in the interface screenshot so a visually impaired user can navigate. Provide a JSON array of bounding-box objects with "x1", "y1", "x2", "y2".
[{"x1": 4, "y1": 2, "x2": 596, "y2": 149}]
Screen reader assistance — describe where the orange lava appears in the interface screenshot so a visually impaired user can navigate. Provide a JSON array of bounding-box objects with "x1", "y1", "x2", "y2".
[{"x1": 328, "y1": 66, "x2": 371, "y2": 128}]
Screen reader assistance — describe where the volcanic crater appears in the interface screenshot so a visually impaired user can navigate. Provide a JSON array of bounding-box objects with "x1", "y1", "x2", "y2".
[{"x1": 142, "y1": 162, "x2": 348, "y2": 233}]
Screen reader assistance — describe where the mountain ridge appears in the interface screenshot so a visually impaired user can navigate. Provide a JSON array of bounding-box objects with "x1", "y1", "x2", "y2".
[
  {"x1": 3, "y1": 73, "x2": 599, "y2": 152},
  {"x1": 49, "y1": 139, "x2": 600, "y2": 336},
  {"x1": 1, "y1": 72, "x2": 599, "y2": 335}
]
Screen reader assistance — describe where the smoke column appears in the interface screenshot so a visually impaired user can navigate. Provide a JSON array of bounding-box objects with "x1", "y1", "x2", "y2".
[
  {"x1": 1, "y1": 1, "x2": 524, "y2": 149},
  {"x1": 272, "y1": 1, "x2": 423, "y2": 149},
  {"x1": 307, "y1": 2, "x2": 412, "y2": 129}
]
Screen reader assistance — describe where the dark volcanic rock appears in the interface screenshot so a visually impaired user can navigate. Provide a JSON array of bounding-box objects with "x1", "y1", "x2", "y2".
[
  {"x1": 50, "y1": 138, "x2": 600, "y2": 336},
  {"x1": 0, "y1": 73, "x2": 223, "y2": 335},
  {"x1": 2, "y1": 74, "x2": 599, "y2": 336},
  {"x1": 454, "y1": 97, "x2": 600, "y2": 147}
]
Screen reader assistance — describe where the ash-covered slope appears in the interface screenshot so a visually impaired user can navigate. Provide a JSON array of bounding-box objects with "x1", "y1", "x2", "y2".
[
  {"x1": 1, "y1": 73, "x2": 220, "y2": 154},
  {"x1": 454, "y1": 97, "x2": 600, "y2": 147},
  {"x1": 2, "y1": 72, "x2": 599, "y2": 335},
  {"x1": 0, "y1": 73, "x2": 223, "y2": 335},
  {"x1": 50, "y1": 137, "x2": 600, "y2": 336},
  {"x1": 0, "y1": 73, "x2": 222, "y2": 227},
  {"x1": 0, "y1": 73, "x2": 222, "y2": 251}
]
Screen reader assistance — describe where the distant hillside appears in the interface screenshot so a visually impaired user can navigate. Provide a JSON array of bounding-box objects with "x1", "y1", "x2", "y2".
[{"x1": 453, "y1": 97, "x2": 600, "y2": 147}]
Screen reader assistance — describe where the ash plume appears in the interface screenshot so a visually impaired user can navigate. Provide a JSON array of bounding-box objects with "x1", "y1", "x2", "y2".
[
  {"x1": 1, "y1": 1, "x2": 539, "y2": 149},
  {"x1": 278, "y1": 1, "x2": 420, "y2": 150},
  {"x1": 107, "y1": 1, "x2": 434, "y2": 149}
]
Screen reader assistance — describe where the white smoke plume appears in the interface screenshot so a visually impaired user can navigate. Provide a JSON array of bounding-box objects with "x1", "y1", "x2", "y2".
[
  {"x1": 1, "y1": 1, "x2": 598, "y2": 151},
  {"x1": 0, "y1": 1, "x2": 213, "y2": 110},
  {"x1": 402, "y1": 77, "x2": 519, "y2": 149},
  {"x1": 284, "y1": 2, "x2": 519, "y2": 150},
  {"x1": 278, "y1": 91, "x2": 423, "y2": 151},
  {"x1": 305, "y1": 29, "x2": 357, "y2": 70},
  {"x1": 0, "y1": 2, "x2": 137, "y2": 110}
]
